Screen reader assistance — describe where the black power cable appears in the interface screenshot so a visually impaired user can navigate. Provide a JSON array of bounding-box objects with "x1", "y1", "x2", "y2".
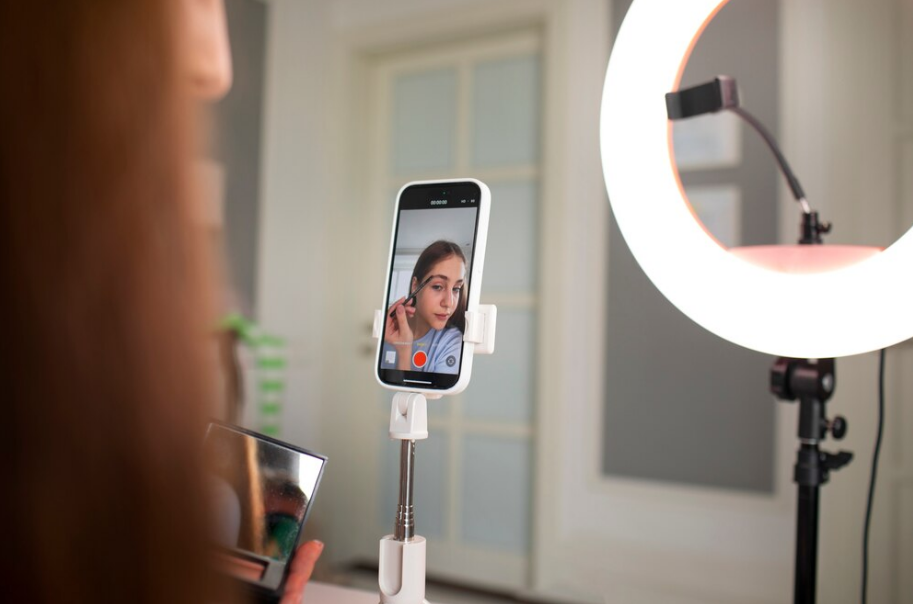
[{"x1": 862, "y1": 348, "x2": 886, "y2": 604}]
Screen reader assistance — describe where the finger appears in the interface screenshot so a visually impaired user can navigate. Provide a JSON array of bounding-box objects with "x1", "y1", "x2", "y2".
[
  {"x1": 395, "y1": 304, "x2": 410, "y2": 331},
  {"x1": 280, "y1": 540, "x2": 324, "y2": 604},
  {"x1": 387, "y1": 297, "x2": 406, "y2": 314},
  {"x1": 389, "y1": 305, "x2": 403, "y2": 331}
]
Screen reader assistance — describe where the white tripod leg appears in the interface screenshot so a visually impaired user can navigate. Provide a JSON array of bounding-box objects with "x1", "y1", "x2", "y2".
[{"x1": 378, "y1": 535, "x2": 429, "y2": 604}]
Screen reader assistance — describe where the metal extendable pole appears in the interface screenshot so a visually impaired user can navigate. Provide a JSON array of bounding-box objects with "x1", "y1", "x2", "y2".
[{"x1": 394, "y1": 439, "x2": 416, "y2": 541}]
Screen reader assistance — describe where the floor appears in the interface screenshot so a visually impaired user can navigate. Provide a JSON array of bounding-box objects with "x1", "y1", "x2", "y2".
[{"x1": 318, "y1": 565, "x2": 526, "y2": 604}]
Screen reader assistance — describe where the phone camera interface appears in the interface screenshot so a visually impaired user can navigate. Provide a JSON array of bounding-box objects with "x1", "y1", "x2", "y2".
[{"x1": 380, "y1": 183, "x2": 481, "y2": 389}]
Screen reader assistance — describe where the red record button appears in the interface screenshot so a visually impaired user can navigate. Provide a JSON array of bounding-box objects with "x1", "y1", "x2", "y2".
[{"x1": 412, "y1": 350, "x2": 428, "y2": 368}]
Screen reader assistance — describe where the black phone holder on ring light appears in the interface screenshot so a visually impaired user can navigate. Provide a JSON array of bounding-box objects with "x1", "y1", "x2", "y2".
[{"x1": 371, "y1": 299, "x2": 497, "y2": 604}]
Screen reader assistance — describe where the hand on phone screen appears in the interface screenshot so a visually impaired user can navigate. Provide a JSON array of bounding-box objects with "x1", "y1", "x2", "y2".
[{"x1": 384, "y1": 297, "x2": 416, "y2": 354}]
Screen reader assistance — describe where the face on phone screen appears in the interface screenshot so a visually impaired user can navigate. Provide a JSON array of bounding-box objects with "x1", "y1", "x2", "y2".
[{"x1": 378, "y1": 182, "x2": 482, "y2": 390}]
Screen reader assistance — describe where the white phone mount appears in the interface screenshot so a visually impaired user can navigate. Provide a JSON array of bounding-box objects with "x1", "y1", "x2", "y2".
[{"x1": 371, "y1": 305, "x2": 497, "y2": 604}]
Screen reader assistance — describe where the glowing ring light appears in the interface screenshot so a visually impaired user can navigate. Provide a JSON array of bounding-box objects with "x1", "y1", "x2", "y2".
[{"x1": 601, "y1": 0, "x2": 913, "y2": 358}]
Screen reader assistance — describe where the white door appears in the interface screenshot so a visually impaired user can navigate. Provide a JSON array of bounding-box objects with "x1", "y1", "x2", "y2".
[{"x1": 326, "y1": 29, "x2": 545, "y2": 591}]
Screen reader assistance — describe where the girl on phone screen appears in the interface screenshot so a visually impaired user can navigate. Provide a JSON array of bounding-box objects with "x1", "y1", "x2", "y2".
[{"x1": 383, "y1": 240, "x2": 467, "y2": 374}]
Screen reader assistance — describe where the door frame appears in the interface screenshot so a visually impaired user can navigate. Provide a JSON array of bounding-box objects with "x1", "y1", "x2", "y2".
[
  {"x1": 320, "y1": 0, "x2": 604, "y2": 590},
  {"x1": 533, "y1": 1, "x2": 796, "y2": 602},
  {"x1": 359, "y1": 28, "x2": 543, "y2": 590}
]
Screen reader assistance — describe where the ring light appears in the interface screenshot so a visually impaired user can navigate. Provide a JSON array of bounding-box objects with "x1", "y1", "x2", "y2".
[{"x1": 600, "y1": 0, "x2": 913, "y2": 358}]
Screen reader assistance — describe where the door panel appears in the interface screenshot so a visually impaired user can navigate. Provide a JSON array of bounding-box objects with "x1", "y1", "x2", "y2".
[{"x1": 341, "y1": 30, "x2": 544, "y2": 590}]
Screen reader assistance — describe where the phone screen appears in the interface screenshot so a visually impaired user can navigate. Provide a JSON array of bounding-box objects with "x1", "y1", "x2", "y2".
[{"x1": 377, "y1": 181, "x2": 483, "y2": 390}]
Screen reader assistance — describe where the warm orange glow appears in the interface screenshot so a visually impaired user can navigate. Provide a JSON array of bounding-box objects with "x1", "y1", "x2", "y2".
[{"x1": 730, "y1": 245, "x2": 883, "y2": 274}]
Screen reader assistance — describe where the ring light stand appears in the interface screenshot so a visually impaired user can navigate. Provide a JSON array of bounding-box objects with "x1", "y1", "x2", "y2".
[
  {"x1": 601, "y1": 1, "x2": 913, "y2": 602},
  {"x1": 770, "y1": 357, "x2": 853, "y2": 603},
  {"x1": 371, "y1": 305, "x2": 497, "y2": 604}
]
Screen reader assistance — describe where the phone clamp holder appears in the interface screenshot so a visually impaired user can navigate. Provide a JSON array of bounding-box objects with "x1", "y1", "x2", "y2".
[{"x1": 372, "y1": 305, "x2": 497, "y2": 604}]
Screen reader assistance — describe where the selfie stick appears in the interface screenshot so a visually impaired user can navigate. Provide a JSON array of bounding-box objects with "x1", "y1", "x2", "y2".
[{"x1": 372, "y1": 305, "x2": 497, "y2": 604}]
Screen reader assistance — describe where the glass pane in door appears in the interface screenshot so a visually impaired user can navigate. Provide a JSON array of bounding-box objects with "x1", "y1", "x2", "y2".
[
  {"x1": 460, "y1": 435, "x2": 531, "y2": 552},
  {"x1": 393, "y1": 68, "x2": 458, "y2": 174},
  {"x1": 471, "y1": 55, "x2": 541, "y2": 167}
]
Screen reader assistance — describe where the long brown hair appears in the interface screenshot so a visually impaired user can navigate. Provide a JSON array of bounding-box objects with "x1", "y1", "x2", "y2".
[
  {"x1": 1, "y1": 1, "x2": 224, "y2": 602},
  {"x1": 410, "y1": 240, "x2": 468, "y2": 333}
]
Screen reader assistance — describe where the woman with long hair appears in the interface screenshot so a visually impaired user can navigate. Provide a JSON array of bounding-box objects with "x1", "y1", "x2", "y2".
[
  {"x1": 0, "y1": 1, "x2": 318, "y2": 602},
  {"x1": 383, "y1": 240, "x2": 468, "y2": 374}
]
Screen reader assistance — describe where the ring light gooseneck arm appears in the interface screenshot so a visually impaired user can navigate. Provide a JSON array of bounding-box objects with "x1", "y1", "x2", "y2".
[{"x1": 666, "y1": 76, "x2": 832, "y2": 243}]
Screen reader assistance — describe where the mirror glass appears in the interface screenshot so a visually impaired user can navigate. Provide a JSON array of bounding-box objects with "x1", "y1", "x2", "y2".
[{"x1": 204, "y1": 423, "x2": 324, "y2": 562}]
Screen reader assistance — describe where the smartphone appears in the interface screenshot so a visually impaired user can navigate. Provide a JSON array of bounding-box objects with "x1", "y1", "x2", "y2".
[
  {"x1": 204, "y1": 422, "x2": 327, "y2": 603},
  {"x1": 376, "y1": 179, "x2": 491, "y2": 395}
]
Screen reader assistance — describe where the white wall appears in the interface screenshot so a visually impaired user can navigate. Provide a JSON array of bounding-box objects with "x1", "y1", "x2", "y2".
[
  {"x1": 331, "y1": 0, "x2": 485, "y2": 30},
  {"x1": 256, "y1": 0, "x2": 333, "y2": 454}
]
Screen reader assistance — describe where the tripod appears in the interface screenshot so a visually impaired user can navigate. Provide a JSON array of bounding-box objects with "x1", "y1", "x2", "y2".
[{"x1": 770, "y1": 357, "x2": 853, "y2": 604}]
